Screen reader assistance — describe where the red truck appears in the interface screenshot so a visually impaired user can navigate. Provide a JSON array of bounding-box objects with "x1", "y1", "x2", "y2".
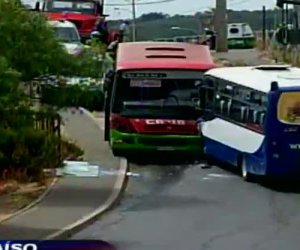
[{"x1": 34, "y1": 0, "x2": 106, "y2": 42}]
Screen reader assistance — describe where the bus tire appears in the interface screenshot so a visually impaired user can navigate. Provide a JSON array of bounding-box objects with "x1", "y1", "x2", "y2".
[
  {"x1": 112, "y1": 148, "x2": 124, "y2": 157},
  {"x1": 241, "y1": 157, "x2": 253, "y2": 182}
]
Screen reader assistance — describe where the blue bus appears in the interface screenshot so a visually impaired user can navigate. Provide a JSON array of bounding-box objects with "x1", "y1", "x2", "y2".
[{"x1": 199, "y1": 65, "x2": 300, "y2": 181}]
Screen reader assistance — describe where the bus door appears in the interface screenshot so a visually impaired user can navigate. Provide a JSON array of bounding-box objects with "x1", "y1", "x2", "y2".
[
  {"x1": 272, "y1": 90, "x2": 300, "y2": 175},
  {"x1": 104, "y1": 70, "x2": 115, "y2": 141}
]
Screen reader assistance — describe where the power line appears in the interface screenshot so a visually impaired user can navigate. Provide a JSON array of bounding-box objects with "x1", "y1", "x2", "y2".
[
  {"x1": 105, "y1": 0, "x2": 175, "y2": 6},
  {"x1": 228, "y1": 0, "x2": 248, "y2": 4},
  {"x1": 180, "y1": 5, "x2": 212, "y2": 14}
]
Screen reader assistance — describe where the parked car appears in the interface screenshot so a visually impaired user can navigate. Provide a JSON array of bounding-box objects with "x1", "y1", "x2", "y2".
[
  {"x1": 48, "y1": 20, "x2": 85, "y2": 56},
  {"x1": 227, "y1": 23, "x2": 255, "y2": 49}
]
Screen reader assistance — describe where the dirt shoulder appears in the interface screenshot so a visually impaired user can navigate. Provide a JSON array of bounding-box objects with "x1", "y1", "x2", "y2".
[{"x1": 212, "y1": 49, "x2": 275, "y2": 66}]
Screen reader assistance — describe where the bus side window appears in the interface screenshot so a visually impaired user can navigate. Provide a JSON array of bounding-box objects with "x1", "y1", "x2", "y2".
[
  {"x1": 240, "y1": 105, "x2": 250, "y2": 122},
  {"x1": 242, "y1": 108, "x2": 266, "y2": 132},
  {"x1": 199, "y1": 77, "x2": 215, "y2": 111},
  {"x1": 252, "y1": 109, "x2": 259, "y2": 123},
  {"x1": 259, "y1": 111, "x2": 266, "y2": 125},
  {"x1": 229, "y1": 99, "x2": 246, "y2": 123},
  {"x1": 218, "y1": 80, "x2": 234, "y2": 96},
  {"x1": 214, "y1": 94, "x2": 231, "y2": 116}
]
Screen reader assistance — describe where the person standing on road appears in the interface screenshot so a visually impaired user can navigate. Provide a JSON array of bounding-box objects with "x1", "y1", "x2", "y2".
[
  {"x1": 119, "y1": 20, "x2": 129, "y2": 42},
  {"x1": 94, "y1": 15, "x2": 109, "y2": 44}
]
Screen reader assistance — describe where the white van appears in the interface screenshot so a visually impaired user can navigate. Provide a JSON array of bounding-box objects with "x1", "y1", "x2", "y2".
[
  {"x1": 227, "y1": 23, "x2": 255, "y2": 49},
  {"x1": 48, "y1": 20, "x2": 84, "y2": 56}
]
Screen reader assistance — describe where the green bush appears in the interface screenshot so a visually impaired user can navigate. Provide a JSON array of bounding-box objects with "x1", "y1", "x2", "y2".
[
  {"x1": 0, "y1": 107, "x2": 77, "y2": 181},
  {"x1": 0, "y1": 126, "x2": 84, "y2": 182},
  {"x1": 61, "y1": 140, "x2": 84, "y2": 161},
  {"x1": 0, "y1": 127, "x2": 60, "y2": 181},
  {"x1": 40, "y1": 84, "x2": 104, "y2": 111}
]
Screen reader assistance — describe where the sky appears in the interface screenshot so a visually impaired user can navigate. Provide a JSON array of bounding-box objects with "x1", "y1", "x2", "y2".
[{"x1": 22, "y1": 0, "x2": 277, "y2": 20}]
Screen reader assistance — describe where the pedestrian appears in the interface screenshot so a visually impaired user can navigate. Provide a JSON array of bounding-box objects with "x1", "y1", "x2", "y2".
[
  {"x1": 119, "y1": 20, "x2": 129, "y2": 42},
  {"x1": 94, "y1": 15, "x2": 109, "y2": 44}
]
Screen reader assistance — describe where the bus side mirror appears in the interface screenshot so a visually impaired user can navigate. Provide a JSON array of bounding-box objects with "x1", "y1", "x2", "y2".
[
  {"x1": 192, "y1": 97, "x2": 200, "y2": 108},
  {"x1": 103, "y1": 80, "x2": 110, "y2": 91},
  {"x1": 35, "y1": 2, "x2": 40, "y2": 11},
  {"x1": 270, "y1": 81, "x2": 278, "y2": 91},
  {"x1": 96, "y1": 2, "x2": 103, "y2": 15}
]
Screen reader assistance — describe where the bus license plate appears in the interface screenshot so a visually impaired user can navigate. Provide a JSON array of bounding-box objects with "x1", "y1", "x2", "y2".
[{"x1": 157, "y1": 146, "x2": 174, "y2": 151}]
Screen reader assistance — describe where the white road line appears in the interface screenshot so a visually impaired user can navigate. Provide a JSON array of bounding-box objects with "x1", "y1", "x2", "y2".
[
  {"x1": 207, "y1": 173, "x2": 236, "y2": 178},
  {"x1": 202, "y1": 177, "x2": 213, "y2": 181}
]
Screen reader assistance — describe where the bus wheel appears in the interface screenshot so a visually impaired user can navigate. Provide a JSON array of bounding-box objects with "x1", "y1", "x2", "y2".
[
  {"x1": 241, "y1": 157, "x2": 253, "y2": 182},
  {"x1": 112, "y1": 149, "x2": 123, "y2": 157}
]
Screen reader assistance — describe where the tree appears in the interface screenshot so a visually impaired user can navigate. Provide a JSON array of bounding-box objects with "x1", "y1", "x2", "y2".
[
  {"x1": 0, "y1": 56, "x2": 21, "y2": 108},
  {"x1": 0, "y1": 0, "x2": 75, "y2": 81},
  {"x1": 0, "y1": 0, "x2": 86, "y2": 181},
  {"x1": 139, "y1": 12, "x2": 169, "y2": 22}
]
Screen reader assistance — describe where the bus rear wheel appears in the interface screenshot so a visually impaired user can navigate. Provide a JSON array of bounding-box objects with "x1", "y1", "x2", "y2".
[{"x1": 241, "y1": 157, "x2": 253, "y2": 182}]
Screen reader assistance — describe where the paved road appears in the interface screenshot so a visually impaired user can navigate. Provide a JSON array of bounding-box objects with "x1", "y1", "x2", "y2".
[
  {"x1": 212, "y1": 49, "x2": 274, "y2": 66},
  {"x1": 71, "y1": 52, "x2": 294, "y2": 249},
  {"x1": 72, "y1": 162, "x2": 300, "y2": 250}
]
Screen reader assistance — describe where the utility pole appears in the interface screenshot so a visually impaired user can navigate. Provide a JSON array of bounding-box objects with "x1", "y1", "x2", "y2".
[
  {"x1": 131, "y1": 0, "x2": 137, "y2": 41},
  {"x1": 294, "y1": 4, "x2": 300, "y2": 28},
  {"x1": 215, "y1": 0, "x2": 228, "y2": 52},
  {"x1": 274, "y1": 7, "x2": 277, "y2": 29},
  {"x1": 262, "y1": 6, "x2": 266, "y2": 50}
]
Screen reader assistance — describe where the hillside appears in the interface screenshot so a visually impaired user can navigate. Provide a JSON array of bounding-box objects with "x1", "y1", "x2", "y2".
[{"x1": 108, "y1": 9, "x2": 289, "y2": 41}]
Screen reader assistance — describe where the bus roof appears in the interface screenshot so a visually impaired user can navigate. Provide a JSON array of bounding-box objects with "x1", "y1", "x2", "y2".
[
  {"x1": 205, "y1": 65, "x2": 300, "y2": 93},
  {"x1": 116, "y1": 42, "x2": 215, "y2": 71}
]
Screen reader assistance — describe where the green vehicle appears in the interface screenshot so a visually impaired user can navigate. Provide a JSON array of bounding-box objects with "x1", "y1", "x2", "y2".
[
  {"x1": 103, "y1": 41, "x2": 215, "y2": 159},
  {"x1": 227, "y1": 23, "x2": 255, "y2": 49}
]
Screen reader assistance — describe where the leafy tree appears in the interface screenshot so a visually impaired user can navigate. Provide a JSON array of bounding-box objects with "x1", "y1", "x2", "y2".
[
  {"x1": 0, "y1": 0, "x2": 86, "y2": 180},
  {"x1": 0, "y1": 56, "x2": 21, "y2": 108},
  {"x1": 139, "y1": 12, "x2": 169, "y2": 22},
  {"x1": 0, "y1": 0, "x2": 75, "y2": 81}
]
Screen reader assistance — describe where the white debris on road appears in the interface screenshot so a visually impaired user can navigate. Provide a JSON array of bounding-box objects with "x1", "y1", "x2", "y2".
[{"x1": 52, "y1": 161, "x2": 121, "y2": 177}]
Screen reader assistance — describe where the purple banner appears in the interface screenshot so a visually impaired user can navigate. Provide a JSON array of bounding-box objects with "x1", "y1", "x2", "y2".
[{"x1": 0, "y1": 240, "x2": 116, "y2": 250}]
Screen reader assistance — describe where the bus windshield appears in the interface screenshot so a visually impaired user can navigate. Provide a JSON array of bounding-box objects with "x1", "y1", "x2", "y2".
[
  {"x1": 112, "y1": 74, "x2": 202, "y2": 120},
  {"x1": 45, "y1": 0, "x2": 95, "y2": 15},
  {"x1": 278, "y1": 91, "x2": 300, "y2": 125}
]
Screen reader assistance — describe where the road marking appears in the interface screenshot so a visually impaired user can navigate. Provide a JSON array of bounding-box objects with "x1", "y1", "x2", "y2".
[
  {"x1": 207, "y1": 173, "x2": 236, "y2": 178},
  {"x1": 202, "y1": 177, "x2": 213, "y2": 181},
  {"x1": 200, "y1": 173, "x2": 237, "y2": 182}
]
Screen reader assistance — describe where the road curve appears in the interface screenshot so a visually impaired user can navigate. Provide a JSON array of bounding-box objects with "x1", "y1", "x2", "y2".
[{"x1": 72, "y1": 161, "x2": 300, "y2": 250}]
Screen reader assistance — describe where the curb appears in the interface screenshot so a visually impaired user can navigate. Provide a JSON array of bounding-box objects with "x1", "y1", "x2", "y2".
[
  {"x1": 43, "y1": 157, "x2": 129, "y2": 240},
  {"x1": 0, "y1": 177, "x2": 58, "y2": 224}
]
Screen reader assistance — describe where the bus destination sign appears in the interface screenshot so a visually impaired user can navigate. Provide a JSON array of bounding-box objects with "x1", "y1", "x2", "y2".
[{"x1": 123, "y1": 72, "x2": 167, "y2": 79}]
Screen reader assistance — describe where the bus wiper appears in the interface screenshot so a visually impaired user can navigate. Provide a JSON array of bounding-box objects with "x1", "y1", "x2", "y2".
[
  {"x1": 123, "y1": 100, "x2": 162, "y2": 108},
  {"x1": 123, "y1": 100, "x2": 195, "y2": 109}
]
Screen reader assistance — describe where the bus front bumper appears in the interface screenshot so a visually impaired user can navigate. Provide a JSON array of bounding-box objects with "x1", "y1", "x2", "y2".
[{"x1": 110, "y1": 129, "x2": 203, "y2": 156}]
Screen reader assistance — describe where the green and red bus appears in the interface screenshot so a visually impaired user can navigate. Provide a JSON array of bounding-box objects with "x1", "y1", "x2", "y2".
[{"x1": 104, "y1": 42, "x2": 215, "y2": 158}]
